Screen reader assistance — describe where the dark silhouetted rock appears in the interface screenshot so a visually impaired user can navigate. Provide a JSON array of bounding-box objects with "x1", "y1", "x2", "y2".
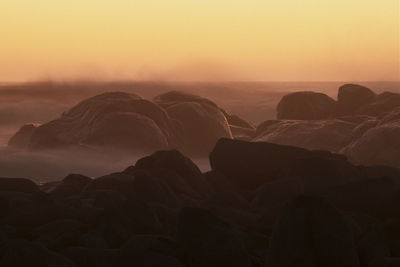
[
  {"x1": 0, "y1": 238, "x2": 75, "y2": 267},
  {"x1": 8, "y1": 123, "x2": 38, "y2": 148},
  {"x1": 334, "y1": 84, "x2": 376, "y2": 116},
  {"x1": 34, "y1": 219, "x2": 84, "y2": 250},
  {"x1": 50, "y1": 174, "x2": 92, "y2": 199},
  {"x1": 0, "y1": 177, "x2": 40, "y2": 193},
  {"x1": 83, "y1": 173, "x2": 136, "y2": 197},
  {"x1": 209, "y1": 138, "x2": 342, "y2": 190},
  {"x1": 176, "y1": 207, "x2": 251, "y2": 267},
  {"x1": 62, "y1": 247, "x2": 118, "y2": 267},
  {"x1": 357, "y1": 92, "x2": 400, "y2": 116},
  {"x1": 266, "y1": 196, "x2": 360, "y2": 267},
  {"x1": 116, "y1": 235, "x2": 184, "y2": 266},
  {"x1": 133, "y1": 150, "x2": 212, "y2": 197},
  {"x1": 277, "y1": 91, "x2": 335, "y2": 120}
]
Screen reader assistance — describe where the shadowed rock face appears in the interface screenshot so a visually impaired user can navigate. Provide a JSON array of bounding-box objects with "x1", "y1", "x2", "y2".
[
  {"x1": 277, "y1": 91, "x2": 335, "y2": 120},
  {"x1": 8, "y1": 124, "x2": 38, "y2": 149},
  {"x1": 334, "y1": 84, "x2": 376, "y2": 117},
  {"x1": 209, "y1": 138, "x2": 348, "y2": 191},
  {"x1": 155, "y1": 91, "x2": 233, "y2": 155},
  {"x1": 1, "y1": 139, "x2": 400, "y2": 266},
  {"x1": 266, "y1": 196, "x2": 360, "y2": 267}
]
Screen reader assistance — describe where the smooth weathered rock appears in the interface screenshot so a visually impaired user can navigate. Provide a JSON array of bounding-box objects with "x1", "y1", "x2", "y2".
[
  {"x1": 155, "y1": 91, "x2": 232, "y2": 155},
  {"x1": 254, "y1": 119, "x2": 356, "y2": 152},
  {"x1": 277, "y1": 91, "x2": 335, "y2": 120},
  {"x1": 26, "y1": 92, "x2": 178, "y2": 153},
  {"x1": 334, "y1": 84, "x2": 376, "y2": 116},
  {"x1": 8, "y1": 123, "x2": 38, "y2": 148}
]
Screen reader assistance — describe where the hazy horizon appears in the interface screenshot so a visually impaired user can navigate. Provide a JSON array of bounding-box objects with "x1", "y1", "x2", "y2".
[{"x1": 1, "y1": 0, "x2": 399, "y2": 82}]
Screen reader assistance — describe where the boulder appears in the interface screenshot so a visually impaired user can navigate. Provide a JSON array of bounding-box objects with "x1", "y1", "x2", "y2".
[
  {"x1": 334, "y1": 84, "x2": 376, "y2": 116},
  {"x1": 133, "y1": 150, "x2": 212, "y2": 197},
  {"x1": 34, "y1": 219, "x2": 84, "y2": 250},
  {"x1": 7, "y1": 123, "x2": 38, "y2": 148},
  {"x1": 50, "y1": 174, "x2": 92, "y2": 199},
  {"x1": 357, "y1": 92, "x2": 400, "y2": 116},
  {"x1": 0, "y1": 177, "x2": 40, "y2": 193},
  {"x1": 344, "y1": 121, "x2": 400, "y2": 167},
  {"x1": 209, "y1": 138, "x2": 344, "y2": 191},
  {"x1": 27, "y1": 92, "x2": 179, "y2": 153},
  {"x1": 277, "y1": 91, "x2": 335, "y2": 120},
  {"x1": 154, "y1": 91, "x2": 232, "y2": 155},
  {"x1": 266, "y1": 195, "x2": 360, "y2": 267},
  {"x1": 254, "y1": 119, "x2": 356, "y2": 152},
  {"x1": 0, "y1": 238, "x2": 75, "y2": 267},
  {"x1": 176, "y1": 207, "x2": 251, "y2": 267}
]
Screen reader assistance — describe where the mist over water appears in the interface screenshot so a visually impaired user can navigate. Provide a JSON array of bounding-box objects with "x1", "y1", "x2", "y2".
[{"x1": 0, "y1": 81, "x2": 399, "y2": 181}]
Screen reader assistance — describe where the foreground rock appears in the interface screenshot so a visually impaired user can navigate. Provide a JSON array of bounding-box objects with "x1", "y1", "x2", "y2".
[
  {"x1": 209, "y1": 138, "x2": 350, "y2": 191},
  {"x1": 1, "y1": 137, "x2": 400, "y2": 266},
  {"x1": 266, "y1": 196, "x2": 360, "y2": 267}
]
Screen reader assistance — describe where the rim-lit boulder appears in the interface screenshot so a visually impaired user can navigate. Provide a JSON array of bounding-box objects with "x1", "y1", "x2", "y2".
[
  {"x1": 27, "y1": 92, "x2": 179, "y2": 153},
  {"x1": 154, "y1": 91, "x2": 232, "y2": 155}
]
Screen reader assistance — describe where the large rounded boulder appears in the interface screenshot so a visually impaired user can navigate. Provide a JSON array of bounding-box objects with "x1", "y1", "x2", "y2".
[
  {"x1": 154, "y1": 91, "x2": 232, "y2": 155},
  {"x1": 333, "y1": 84, "x2": 376, "y2": 116},
  {"x1": 343, "y1": 108, "x2": 400, "y2": 167},
  {"x1": 277, "y1": 91, "x2": 335, "y2": 120},
  {"x1": 26, "y1": 92, "x2": 179, "y2": 154}
]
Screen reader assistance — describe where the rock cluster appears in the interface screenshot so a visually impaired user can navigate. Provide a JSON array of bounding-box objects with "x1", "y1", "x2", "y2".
[
  {"x1": 1, "y1": 139, "x2": 400, "y2": 266},
  {"x1": 257, "y1": 84, "x2": 400, "y2": 167}
]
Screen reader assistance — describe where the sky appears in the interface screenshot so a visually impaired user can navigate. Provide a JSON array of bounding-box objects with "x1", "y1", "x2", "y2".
[{"x1": 0, "y1": 0, "x2": 399, "y2": 82}]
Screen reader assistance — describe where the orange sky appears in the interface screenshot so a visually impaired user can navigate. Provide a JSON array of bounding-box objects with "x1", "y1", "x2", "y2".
[{"x1": 0, "y1": 0, "x2": 399, "y2": 82}]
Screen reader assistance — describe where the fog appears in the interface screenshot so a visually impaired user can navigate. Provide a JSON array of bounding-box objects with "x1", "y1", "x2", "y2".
[{"x1": 1, "y1": 81, "x2": 399, "y2": 181}]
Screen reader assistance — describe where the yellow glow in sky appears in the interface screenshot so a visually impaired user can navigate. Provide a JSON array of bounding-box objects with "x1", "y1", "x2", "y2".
[{"x1": 0, "y1": 0, "x2": 399, "y2": 81}]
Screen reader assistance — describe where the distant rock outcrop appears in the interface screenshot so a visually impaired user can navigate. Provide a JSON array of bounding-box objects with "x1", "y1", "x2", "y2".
[
  {"x1": 334, "y1": 84, "x2": 377, "y2": 116},
  {"x1": 277, "y1": 91, "x2": 335, "y2": 120},
  {"x1": 8, "y1": 123, "x2": 38, "y2": 149},
  {"x1": 260, "y1": 83, "x2": 400, "y2": 167},
  {"x1": 154, "y1": 91, "x2": 233, "y2": 155},
  {"x1": 25, "y1": 92, "x2": 179, "y2": 153}
]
